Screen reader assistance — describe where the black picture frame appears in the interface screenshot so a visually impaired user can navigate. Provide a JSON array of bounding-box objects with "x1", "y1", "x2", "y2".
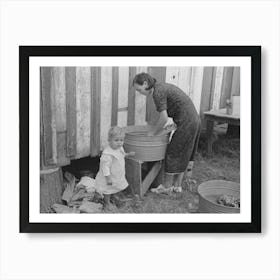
[{"x1": 20, "y1": 46, "x2": 261, "y2": 233}]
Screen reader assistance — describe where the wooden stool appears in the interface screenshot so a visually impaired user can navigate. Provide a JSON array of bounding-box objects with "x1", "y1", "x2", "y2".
[{"x1": 125, "y1": 158, "x2": 164, "y2": 197}]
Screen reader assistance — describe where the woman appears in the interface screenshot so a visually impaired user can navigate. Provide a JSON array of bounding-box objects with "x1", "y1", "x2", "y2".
[{"x1": 132, "y1": 72, "x2": 201, "y2": 191}]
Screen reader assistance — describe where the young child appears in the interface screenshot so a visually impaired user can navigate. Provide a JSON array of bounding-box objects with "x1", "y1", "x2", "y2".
[{"x1": 94, "y1": 126, "x2": 135, "y2": 211}]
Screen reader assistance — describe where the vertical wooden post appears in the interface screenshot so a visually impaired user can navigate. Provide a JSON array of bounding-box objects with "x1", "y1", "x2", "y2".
[
  {"x1": 41, "y1": 67, "x2": 56, "y2": 166},
  {"x1": 127, "y1": 67, "x2": 137, "y2": 125},
  {"x1": 219, "y1": 67, "x2": 234, "y2": 108},
  {"x1": 230, "y1": 67, "x2": 240, "y2": 97},
  {"x1": 90, "y1": 67, "x2": 101, "y2": 156},
  {"x1": 199, "y1": 67, "x2": 214, "y2": 128},
  {"x1": 65, "y1": 67, "x2": 77, "y2": 158},
  {"x1": 111, "y1": 67, "x2": 119, "y2": 126},
  {"x1": 146, "y1": 67, "x2": 166, "y2": 124}
]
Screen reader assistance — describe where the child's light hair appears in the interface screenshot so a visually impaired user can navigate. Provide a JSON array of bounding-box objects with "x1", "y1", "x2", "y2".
[{"x1": 108, "y1": 126, "x2": 125, "y2": 140}]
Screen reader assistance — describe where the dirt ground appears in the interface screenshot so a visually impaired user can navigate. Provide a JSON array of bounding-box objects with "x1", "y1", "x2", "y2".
[{"x1": 110, "y1": 124, "x2": 240, "y2": 214}]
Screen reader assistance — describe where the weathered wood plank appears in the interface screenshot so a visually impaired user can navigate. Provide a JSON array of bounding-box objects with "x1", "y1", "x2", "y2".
[
  {"x1": 135, "y1": 67, "x2": 147, "y2": 125},
  {"x1": 200, "y1": 67, "x2": 214, "y2": 115},
  {"x1": 199, "y1": 67, "x2": 214, "y2": 128},
  {"x1": 76, "y1": 67, "x2": 91, "y2": 158},
  {"x1": 49, "y1": 68, "x2": 58, "y2": 164},
  {"x1": 118, "y1": 111, "x2": 127, "y2": 128},
  {"x1": 165, "y1": 67, "x2": 180, "y2": 86},
  {"x1": 65, "y1": 67, "x2": 77, "y2": 157},
  {"x1": 127, "y1": 67, "x2": 137, "y2": 125},
  {"x1": 90, "y1": 67, "x2": 101, "y2": 156},
  {"x1": 146, "y1": 67, "x2": 166, "y2": 124},
  {"x1": 190, "y1": 67, "x2": 204, "y2": 113},
  {"x1": 100, "y1": 67, "x2": 112, "y2": 149},
  {"x1": 111, "y1": 67, "x2": 119, "y2": 126},
  {"x1": 178, "y1": 67, "x2": 192, "y2": 94},
  {"x1": 52, "y1": 67, "x2": 69, "y2": 166},
  {"x1": 41, "y1": 67, "x2": 57, "y2": 166},
  {"x1": 220, "y1": 67, "x2": 234, "y2": 108},
  {"x1": 53, "y1": 67, "x2": 66, "y2": 132},
  {"x1": 56, "y1": 131, "x2": 70, "y2": 166},
  {"x1": 209, "y1": 67, "x2": 217, "y2": 110},
  {"x1": 231, "y1": 67, "x2": 240, "y2": 96},
  {"x1": 212, "y1": 67, "x2": 224, "y2": 110},
  {"x1": 40, "y1": 68, "x2": 46, "y2": 169}
]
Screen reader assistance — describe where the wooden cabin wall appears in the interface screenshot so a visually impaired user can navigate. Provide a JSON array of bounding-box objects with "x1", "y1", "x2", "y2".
[{"x1": 40, "y1": 66, "x2": 240, "y2": 168}]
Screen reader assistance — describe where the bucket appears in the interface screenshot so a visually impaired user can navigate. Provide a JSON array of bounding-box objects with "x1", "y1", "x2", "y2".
[
  {"x1": 197, "y1": 180, "x2": 240, "y2": 213},
  {"x1": 124, "y1": 125, "x2": 169, "y2": 162}
]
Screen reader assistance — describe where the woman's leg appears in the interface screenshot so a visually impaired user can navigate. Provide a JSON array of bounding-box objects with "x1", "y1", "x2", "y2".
[
  {"x1": 174, "y1": 172, "x2": 184, "y2": 188},
  {"x1": 164, "y1": 173, "x2": 174, "y2": 189}
]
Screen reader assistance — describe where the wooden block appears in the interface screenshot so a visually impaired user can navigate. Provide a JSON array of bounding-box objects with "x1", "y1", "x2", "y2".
[{"x1": 40, "y1": 167, "x2": 63, "y2": 213}]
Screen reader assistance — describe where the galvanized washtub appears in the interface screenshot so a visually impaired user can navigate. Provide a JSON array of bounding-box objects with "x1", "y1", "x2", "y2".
[
  {"x1": 197, "y1": 180, "x2": 240, "y2": 213},
  {"x1": 124, "y1": 125, "x2": 169, "y2": 162}
]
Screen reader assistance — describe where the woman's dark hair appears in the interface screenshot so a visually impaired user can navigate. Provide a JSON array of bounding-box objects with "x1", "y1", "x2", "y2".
[{"x1": 132, "y1": 72, "x2": 157, "y2": 90}]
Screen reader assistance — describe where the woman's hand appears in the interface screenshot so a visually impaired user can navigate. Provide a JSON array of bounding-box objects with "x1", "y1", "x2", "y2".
[{"x1": 126, "y1": 151, "x2": 136, "y2": 157}]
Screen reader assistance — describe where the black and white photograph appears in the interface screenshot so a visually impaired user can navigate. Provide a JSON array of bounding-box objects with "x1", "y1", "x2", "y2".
[
  {"x1": 3, "y1": 1, "x2": 280, "y2": 279},
  {"x1": 20, "y1": 46, "x2": 260, "y2": 233},
  {"x1": 40, "y1": 66, "x2": 241, "y2": 214}
]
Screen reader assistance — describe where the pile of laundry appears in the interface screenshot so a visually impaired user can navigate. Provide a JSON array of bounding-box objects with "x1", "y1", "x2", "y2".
[{"x1": 51, "y1": 172, "x2": 103, "y2": 213}]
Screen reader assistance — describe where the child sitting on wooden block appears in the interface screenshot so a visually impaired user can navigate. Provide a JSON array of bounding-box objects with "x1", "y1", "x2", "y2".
[{"x1": 94, "y1": 126, "x2": 135, "y2": 211}]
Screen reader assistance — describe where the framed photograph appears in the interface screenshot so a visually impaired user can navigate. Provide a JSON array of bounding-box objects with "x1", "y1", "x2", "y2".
[{"x1": 20, "y1": 46, "x2": 261, "y2": 233}]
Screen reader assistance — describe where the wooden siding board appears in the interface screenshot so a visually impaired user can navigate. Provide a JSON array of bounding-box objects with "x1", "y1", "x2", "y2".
[
  {"x1": 146, "y1": 67, "x2": 166, "y2": 124},
  {"x1": 231, "y1": 67, "x2": 240, "y2": 96},
  {"x1": 100, "y1": 67, "x2": 113, "y2": 149},
  {"x1": 118, "y1": 111, "x2": 128, "y2": 128},
  {"x1": 199, "y1": 67, "x2": 214, "y2": 114},
  {"x1": 212, "y1": 67, "x2": 224, "y2": 110},
  {"x1": 127, "y1": 67, "x2": 137, "y2": 125},
  {"x1": 53, "y1": 67, "x2": 69, "y2": 166},
  {"x1": 111, "y1": 67, "x2": 119, "y2": 126},
  {"x1": 41, "y1": 67, "x2": 56, "y2": 165},
  {"x1": 165, "y1": 67, "x2": 180, "y2": 86},
  {"x1": 90, "y1": 67, "x2": 101, "y2": 156},
  {"x1": 65, "y1": 67, "x2": 77, "y2": 157},
  {"x1": 135, "y1": 67, "x2": 147, "y2": 125},
  {"x1": 178, "y1": 67, "x2": 192, "y2": 94},
  {"x1": 191, "y1": 67, "x2": 204, "y2": 113},
  {"x1": 220, "y1": 67, "x2": 234, "y2": 108},
  {"x1": 76, "y1": 67, "x2": 91, "y2": 158},
  {"x1": 53, "y1": 67, "x2": 66, "y2": 132},
  {"x1": 209, "y1": 67, "x2": 217, "y2": 110},
  {"x1": 49, "y1": 68, "x2": 58, "y2": 164}
]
